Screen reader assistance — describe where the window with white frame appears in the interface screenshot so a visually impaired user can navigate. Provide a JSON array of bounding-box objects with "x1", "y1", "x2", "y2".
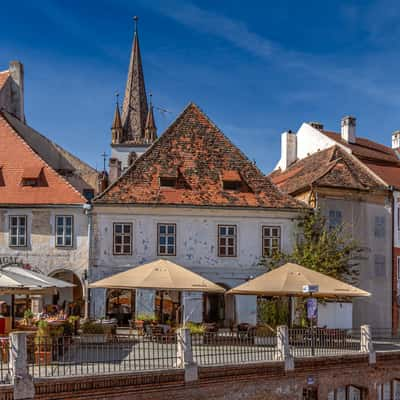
[
  {"x1": 377, "y1": 382, "x2": 392, "y2": 400},
  {"x1": 9, "y1": 216, "x2": 27, "y2": 247},
  {"x1": 157, "y1": 223, "x2": 176, "y2": 256},
  {"x1": 374, "y1": 216, "x2": 386, "y2": 238},
  {"x1": 218, "y1": 225, "x2": 237, "y2": 257},
  {"x1": 55, "y1": 216, "x2": 73, "y2": 247},
  {"x1": 328, "y1": 210, "x2": 342, "y2": 230},
  {"x1": 262, "y1": 226, "x2": 281, "y2": 257},
  {"x1": 113, "y1": 223, "x2": 132, "y2": 255}
]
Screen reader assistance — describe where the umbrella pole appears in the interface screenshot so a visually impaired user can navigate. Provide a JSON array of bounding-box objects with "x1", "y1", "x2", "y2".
[
  {"x1": 11, "y1": 294, "x2": 15, "y2": 330},
  {"x1": 310, "y1": 294, "x2": 315, "y2": 356},
  {"x1": 159, "y1": 291, "x2": 164, "y2": 324},
  {"x1": 288, "y1": 296, "x2": 292, "y2": 328}
]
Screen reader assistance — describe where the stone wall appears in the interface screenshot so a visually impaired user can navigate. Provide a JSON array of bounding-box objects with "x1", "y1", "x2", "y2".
[{"x1": 29, "y1": 352, "x2": 400, "y2": 400}]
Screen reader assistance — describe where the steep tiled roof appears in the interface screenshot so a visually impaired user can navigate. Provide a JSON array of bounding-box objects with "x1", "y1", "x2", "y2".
[
  {"x1": 0, "y1": 111, "x2": 86, "y2": 204},
  {"x1": 0, "y1": 70, "x2": 10, "y2": 90},
  {"x1": 3, "y1": 111, "x2": 98, "y2": 193},
  {"x1": 96, "y1": 103, "x2": 303, "y2": 209},
  {"x1": 270, "y1": 146, "x2": 384, "y2": 195}
]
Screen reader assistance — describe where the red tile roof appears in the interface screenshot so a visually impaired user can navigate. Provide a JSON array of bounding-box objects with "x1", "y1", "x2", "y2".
[
  {"x1": 269, "y1": 146, "x2": 384, "y2": 195},
  {"x1": 321, "y1": 130, "x2": 400, "y2": 188},
  {"x1": 322, "y1": 130, "x2": 398, "y2": 163},
  {"x1": 0, "y1": 71, "x2": 9, "y2": 90},
  {"x1": 96, "y1": 103, "x2": 304, "y2": 209},
  {"x1": 0, "y1": 111, "x2": 86, "y2": 204}
]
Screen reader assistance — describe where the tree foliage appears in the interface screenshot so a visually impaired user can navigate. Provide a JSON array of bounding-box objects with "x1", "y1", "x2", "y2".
[{"x1": 261, "y1": 209, "x2": 364, "y2": 284}]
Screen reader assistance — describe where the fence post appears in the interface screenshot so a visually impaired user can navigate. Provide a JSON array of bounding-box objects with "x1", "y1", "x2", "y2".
[
  {"x1": 176, "y1": 328, "x2": 198, "y2": 382},
  {"x1": 9, "y1": 332, "x2": 35, "y2": 400},
  {"x1": 360, "y1": 324, "x2": 376, "y2": 365},
  {"x1": 276, "y1": 325, "x2": 294, "y2": 371}
]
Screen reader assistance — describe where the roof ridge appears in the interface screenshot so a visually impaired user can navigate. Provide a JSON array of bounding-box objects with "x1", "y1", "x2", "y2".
[{"x1": 0, "y1": 111, "x2": 87, "y2": 204}]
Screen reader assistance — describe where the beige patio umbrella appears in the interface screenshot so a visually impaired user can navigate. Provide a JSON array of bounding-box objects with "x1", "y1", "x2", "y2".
[
  {"x1": 90, "y1": 259, "x2": 225, "y2": 293},
  {"x1": 227, "y1": 263, "x2": 370, "y2": 298},
  {"x1": 90, "y1": 259, "x2": 225, "y2": 325}
]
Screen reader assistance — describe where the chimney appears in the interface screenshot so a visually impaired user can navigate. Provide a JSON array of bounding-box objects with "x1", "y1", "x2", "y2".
[
  {"x1": 308, "y1": 121, "x2": 324, "y2": 131},
  {"x1": 392, "y1": 131, "x2": 400, "y2": 150},
  {"x1": 341, "y1": 116, "x2": 356, "y2": 143},
  {"x1": 109, "y1": 158, "x2": 121, "y2": 183},
  {"x1": 8, "y1": 61, "x2": 25, "y2": 122},
  {"x1": 280, "y1": 130, "x2": 297, "y2": 171},
  {"x1": 97, "y1": 171, "x2": 109, "y2": 193}
]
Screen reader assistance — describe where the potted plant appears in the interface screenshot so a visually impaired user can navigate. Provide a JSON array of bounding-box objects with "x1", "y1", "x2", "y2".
[
  {"x1": 185, "y1": 322, "x2": 206, "y2": 345},
  {"x1": 80, "y1": 320, "x2": 106, "y2": 343},
  {"x1": 254, "y1": 325, "x2": 275, "y2": 346},
  {"x1": 24, "y1": 309, "x2": 34, "y2": 327},
  {"x1": 34, "y1": 320, "x2": 52, "y2": 364}
]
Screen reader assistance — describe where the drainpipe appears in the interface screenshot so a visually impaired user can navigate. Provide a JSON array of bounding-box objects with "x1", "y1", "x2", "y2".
[
  {"x1": 389, "y1": 186, "x2": 397, "y2": 334},
  {"x1": 83, "y1": 203, "x2": 92, "y2": 320}
]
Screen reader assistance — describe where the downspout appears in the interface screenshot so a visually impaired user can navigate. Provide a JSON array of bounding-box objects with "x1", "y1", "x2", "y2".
[
  {"x1": 83, "y1": 203, "x2": 92, "y2": 320},
  {"x1": 389, "y1": 186, "x2": 396, "y2": 334}
]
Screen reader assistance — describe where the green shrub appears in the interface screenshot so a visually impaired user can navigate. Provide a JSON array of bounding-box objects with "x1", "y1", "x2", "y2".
[
  {"x1": 81, "y1": 321, "x2": 105, "y2": 334},
  {"x1": 185, "y1": 322, "x2": 206, "y2": 334}
]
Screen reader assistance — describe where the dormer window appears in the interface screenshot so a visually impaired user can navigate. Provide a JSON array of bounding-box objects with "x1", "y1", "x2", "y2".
[
  {"x1": 160, "y1": 177, "x2": 177, "y2": 188},
  {"x1": 21, "y1": 166, "x2": 42, "y2": 187},
  {"x1": 222, "y1": 170, "x2": 243, "y2": 191}
]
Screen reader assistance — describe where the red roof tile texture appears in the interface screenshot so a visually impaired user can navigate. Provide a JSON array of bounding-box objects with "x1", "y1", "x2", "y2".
[
  {"x1": 269, "y1": 146, "x2": 384, "y2": 195},
  {"x1": 322, "y1": 130, "x2": 399, "y2": 163},
  {"x1": 0, "y1": 112, "x2": 86, "y2": 204},
  {"x1": 321, "y1": 130, "x2": 400, "y2": 188},
  {"x1": 96, "y1": 103, "x2": 303, "y2": 209}
]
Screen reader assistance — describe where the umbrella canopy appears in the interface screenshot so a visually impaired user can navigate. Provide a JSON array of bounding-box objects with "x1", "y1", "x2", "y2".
[
  {"x1": 0, "y1": 265, "x2": 74, "y2": 294},
  {"x1": 227, "y1": 263, "x2": 370, "y2": 298},
  {"x1": 90, "y1": 259, "x2": 225, "y2": 293}
]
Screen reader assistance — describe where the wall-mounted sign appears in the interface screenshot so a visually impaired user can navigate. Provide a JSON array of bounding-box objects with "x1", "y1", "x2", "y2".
[{"x1": 307, "y1": 376, "x2": 315, "y2": 385}]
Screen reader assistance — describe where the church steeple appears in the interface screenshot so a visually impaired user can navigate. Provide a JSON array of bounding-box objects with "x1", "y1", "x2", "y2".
[
  {"x1": 121, "y1": 16, "x2": 148, "y2": 144},
  {"x1": 145, "y1": 93, "x2": 157, "y2": 143},
  {"x1": 111, "y1": 93, "x2": 123, "y2": 144}
]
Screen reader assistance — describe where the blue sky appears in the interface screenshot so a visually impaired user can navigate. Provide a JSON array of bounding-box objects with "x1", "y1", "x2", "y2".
[{"x1": 1, "y1": 0, "x2": 400, "y2": 173}]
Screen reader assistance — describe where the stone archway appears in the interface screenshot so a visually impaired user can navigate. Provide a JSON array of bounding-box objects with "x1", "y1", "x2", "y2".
[{"x1": 47, "y1": 270, "x2": 84, "y2": 316}]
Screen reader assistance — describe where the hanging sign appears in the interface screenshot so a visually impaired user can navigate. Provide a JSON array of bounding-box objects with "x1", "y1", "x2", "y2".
[{"x1": 307, "y1": 298, "x2": 318, "y2": 320}]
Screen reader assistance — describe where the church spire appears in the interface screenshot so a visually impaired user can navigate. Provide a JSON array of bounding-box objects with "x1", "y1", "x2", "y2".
[
  {"x1": 145, "y1": 93, "x2": 157, "y2": 143},
  {"x1": 111, "y1": 93, "x2": 123, "y2": 144},
  {"x1": 121, "y1": 16, "x2": 148, "y2": 144}
]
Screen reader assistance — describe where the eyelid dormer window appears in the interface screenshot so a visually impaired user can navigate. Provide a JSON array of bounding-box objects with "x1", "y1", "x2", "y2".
[
  {"x1": 222, "y1": 170, "x2": 243, "y2": 191},
  {"x1": 21, "y1": 166, "x2": 42, "y2": 187}
]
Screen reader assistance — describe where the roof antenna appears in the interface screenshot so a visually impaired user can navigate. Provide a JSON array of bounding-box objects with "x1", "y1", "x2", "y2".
[
  {"x1": 101, "y1": 152, "x2": 107, "y2": 172},
  {"x1": 133, "y1": 16, "x2": 139, "y2": 33}
]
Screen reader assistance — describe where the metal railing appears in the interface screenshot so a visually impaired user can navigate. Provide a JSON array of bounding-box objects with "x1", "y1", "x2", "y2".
[
  {"x1": 27, "y1": 334, "x2": 179, "y2": 378},
  {"x1": 288, "y1": 328, "x2": 360, "y2": 358},
  {"x1": 191, "y1": 332, "x2": 278, "y2": 366},
  {"x1": 0, "y1": 337, "x2": 10, "y2": 384}
]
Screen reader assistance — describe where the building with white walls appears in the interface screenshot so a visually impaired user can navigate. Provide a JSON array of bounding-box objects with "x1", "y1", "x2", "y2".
[{"x1": 271, "y1": 116, "x2": 400, "y2": 329}]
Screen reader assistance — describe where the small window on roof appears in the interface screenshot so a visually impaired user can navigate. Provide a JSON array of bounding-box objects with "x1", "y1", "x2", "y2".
[
  {"x1": 160, "y1": 177, "x2": 177, "y2": 188},
  {"x1": 21, "y1": 166, "x2": 42, "y2": 187},
  {"x1": 222, "y1": 170, "x2": 243, "y2": 191}
]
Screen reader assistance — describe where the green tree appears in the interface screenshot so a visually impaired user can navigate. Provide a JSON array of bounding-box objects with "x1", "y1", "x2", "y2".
[{"x1": 261, "y1": 209, "x2": 364, "y2": 284}]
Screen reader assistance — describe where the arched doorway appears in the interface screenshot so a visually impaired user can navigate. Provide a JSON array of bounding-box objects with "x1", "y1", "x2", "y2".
[
  {"x1": 203, "y1": 283, "x2": 236, "y2": 328},
  {"x1": 106, "y1": 289, "x2": 135, "y2": 326},
  {"x1": 48, "y1": 270, "x2": 84, "y2": 316}
]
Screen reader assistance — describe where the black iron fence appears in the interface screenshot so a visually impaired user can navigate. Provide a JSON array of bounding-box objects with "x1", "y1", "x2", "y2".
[
  {"x1": 191, "y1": 331, "x2": 278, "y2": 366},
  {"x1": 27, "y1": 334, "x2": 178, "y2": 378},
  {"x1": 288, "y1": 328, "x2": 360, "y2": 358}
]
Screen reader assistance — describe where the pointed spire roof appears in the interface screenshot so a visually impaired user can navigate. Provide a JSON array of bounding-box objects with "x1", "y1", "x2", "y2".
[
  {"x1": 145, "y1": 94, "x2": 157, "y2": 143},
  {"x1": 121, "y1": 17, "x2": 148, "y2": 144},
  {"x1": 111, "y1": 96, "x2": 123, "y2": 144}
]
